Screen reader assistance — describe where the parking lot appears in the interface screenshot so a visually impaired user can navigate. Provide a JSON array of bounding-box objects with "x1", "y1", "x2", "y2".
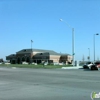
[{"x1": 0, "y1": 67, "x2": 100, "y2": 100}]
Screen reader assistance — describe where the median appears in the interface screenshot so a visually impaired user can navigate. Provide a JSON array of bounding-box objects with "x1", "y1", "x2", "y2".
[{"x1": 0, "y1": 64, "x2": 73, "y2": 69}]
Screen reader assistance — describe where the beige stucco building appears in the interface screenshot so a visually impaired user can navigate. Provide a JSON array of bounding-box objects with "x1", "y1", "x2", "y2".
[{"x1": 6, "y1": 49, "x2": 72, "y2": 64}]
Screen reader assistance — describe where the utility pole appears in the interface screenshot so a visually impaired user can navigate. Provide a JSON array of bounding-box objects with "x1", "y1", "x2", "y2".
[
  {"x1": 60, "y1": 19, "x2": 75, "y2": 66},
  {"x1": 72, "y1": 28, "x2": 75, "y2": 66},
  {"x1": 30, "y1": 40, "x2": 33, "y2": 64},
  {"x1": 93, "y1": 33, "x2": 99, "y2": 62},
  {"x1": 88, "y1": 48, "x2": 90, "y2": 61}
]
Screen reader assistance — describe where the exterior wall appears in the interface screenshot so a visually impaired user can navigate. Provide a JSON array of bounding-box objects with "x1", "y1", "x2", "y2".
[
  {"x1": 59, "y1": 55, "x2": 67, "y2": 64},
  {"x1": 67, "y1": 55, "x2": 72, "y2": 63},
  {"x1": 33, "y1": 52, "x2": 73, "y2": 64},
  {"x1": 16, "y1": 53, "x2": 32, "y2": 64},
  {"x1": 50, "y1": 55, "x2": 60, "y2": 63}
]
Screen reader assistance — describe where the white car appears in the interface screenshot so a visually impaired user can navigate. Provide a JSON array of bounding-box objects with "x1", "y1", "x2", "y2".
[{"x1": 83, "y1": 62, "x2": 92, "y2": 69}]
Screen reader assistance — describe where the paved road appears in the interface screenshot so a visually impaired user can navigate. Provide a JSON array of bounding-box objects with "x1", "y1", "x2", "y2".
[{"x1": 0, "y1": 67, "x2": 100, "y2": 100}]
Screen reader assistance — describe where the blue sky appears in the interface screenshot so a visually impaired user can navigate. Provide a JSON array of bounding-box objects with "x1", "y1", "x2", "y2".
[{"x1": 0, "y1": 0, "x2": 100, "y2": 61}]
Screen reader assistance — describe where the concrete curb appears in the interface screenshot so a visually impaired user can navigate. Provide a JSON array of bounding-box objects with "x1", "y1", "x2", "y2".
[{"x1": 62, "y1": 66, "x2": 83, "y2": 69}]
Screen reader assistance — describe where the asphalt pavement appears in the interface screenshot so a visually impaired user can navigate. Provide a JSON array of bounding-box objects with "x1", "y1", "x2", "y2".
[{"x1": 0, "y1": 66, "x2": 100, "y2": 100}]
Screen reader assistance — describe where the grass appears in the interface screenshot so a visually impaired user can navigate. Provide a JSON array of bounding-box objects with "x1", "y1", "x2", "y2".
[{"x1": 0, "y1": 64, "x2": 73, "y2": 69}]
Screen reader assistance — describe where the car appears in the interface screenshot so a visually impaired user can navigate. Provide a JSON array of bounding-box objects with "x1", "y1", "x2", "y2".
[
  {"x1": 90, "y1": 64, "x2": 98, "y2": 70},
  {"x1": 83, "y1": 61, "x2": 92, "y2": 69},
  {"x1": 90, "y1": 61, "x2": 100, "y2": 70},
  {"x1": 94, "y1": 61, "x2": 100, "y2": 69},
  {"x1": 83, "y1": 61, "x2": 99, "y2": 70}
]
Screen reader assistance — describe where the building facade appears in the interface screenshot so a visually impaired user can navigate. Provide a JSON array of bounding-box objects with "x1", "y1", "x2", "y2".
[{"x1": 6, "y1": 49, "x2": 72, "y2": 64}]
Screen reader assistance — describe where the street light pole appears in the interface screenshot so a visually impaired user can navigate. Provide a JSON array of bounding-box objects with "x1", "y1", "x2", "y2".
[
  {"x1": 72, "y1": 28, "x2": 75, "y2": 66},
  {"x1": 60, "y1": 19, "x2": 75, "y2": 66},
  {"x1": 31, "y1": 40, "x2": 33, "y2": 51},
  {"x1": 30, "y1": 40, "x2": 33, "y2": 64},
  {"x1": 94, "y1": 33, "x2": 99, "y2": 63},
  {"x1": 94, "y1": 34, "x2": 95, "y2": 62},
  {"x1": 88, "y1": 48, "x2": 90, "y2": 61}
]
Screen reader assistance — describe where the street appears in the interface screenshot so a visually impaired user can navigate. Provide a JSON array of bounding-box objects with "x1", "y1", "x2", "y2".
[{"x1": 0, "y1": 67, "x2": 100, "y2": 100}]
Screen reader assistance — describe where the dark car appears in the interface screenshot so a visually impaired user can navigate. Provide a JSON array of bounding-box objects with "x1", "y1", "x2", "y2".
[
  {"x1": 87, "y1": 61, "x2": 100, "y2": 70},
  {"x1": 83, "y1": 61, "x2": 92, "y2": 69},
  {"x1": 95, "y1": 61, "x2": 100, "y2": 67},
  {"x1": 90, "y1": 64, "x2": 98, "y2": 70}
]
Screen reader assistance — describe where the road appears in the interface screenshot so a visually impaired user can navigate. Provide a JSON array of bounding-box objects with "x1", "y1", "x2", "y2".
[{"x1": 0, "y1": 67, "x2": 100, "y2": 100}]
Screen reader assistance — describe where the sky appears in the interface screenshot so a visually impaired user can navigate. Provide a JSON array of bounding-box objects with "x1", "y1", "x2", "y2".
[{"x1": 0, "y1": 0, "x2": 100, "y2": 61}]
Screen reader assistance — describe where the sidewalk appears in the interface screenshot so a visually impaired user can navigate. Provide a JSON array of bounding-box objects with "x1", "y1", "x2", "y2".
[{"x1": 62, "y1": 66, "x2": 83, "y2": 69}]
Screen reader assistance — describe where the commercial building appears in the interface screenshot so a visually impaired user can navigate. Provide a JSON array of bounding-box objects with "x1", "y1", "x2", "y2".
[{"x1": 6, "y1": 49, "x2": 72, "y2": 64}]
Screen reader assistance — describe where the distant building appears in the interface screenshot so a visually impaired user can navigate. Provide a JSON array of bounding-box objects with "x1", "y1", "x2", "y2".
[{"x1": 6, "y1": 49, "x2": 72, "y2": 64}]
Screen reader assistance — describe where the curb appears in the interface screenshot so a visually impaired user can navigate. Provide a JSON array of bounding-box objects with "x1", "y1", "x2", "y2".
[{"x1": 62, "y1": 66, "x2": 83, "y2": 69}]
